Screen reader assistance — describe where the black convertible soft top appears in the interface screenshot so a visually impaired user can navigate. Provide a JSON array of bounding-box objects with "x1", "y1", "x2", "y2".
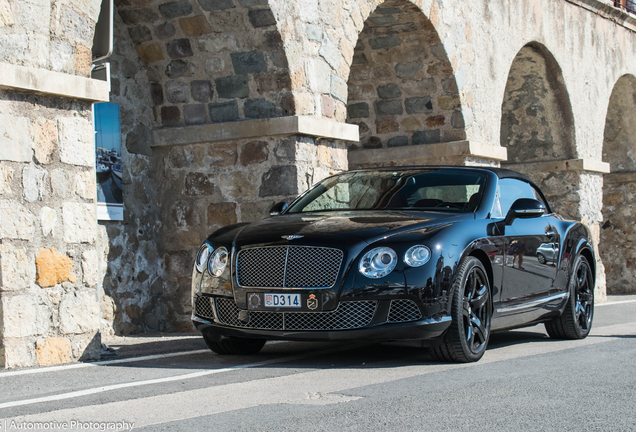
[{"x1": 349, "y1": 165, "x2": 533, "y2": 183}]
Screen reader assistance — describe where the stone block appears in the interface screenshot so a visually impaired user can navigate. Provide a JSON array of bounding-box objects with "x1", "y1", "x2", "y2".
[
  {"x1": 248, "y1": 9, "x2": 275, "y2": 27},
  {"x1": 215, "y1": 75, "x2": 249, "y2": 99},
  {"x1": 125, "y1": 123, "x2": 153, "y2": 156},
  {"x1": 136, "y1": 43, "x2": 164, "y2": 63},
  {"x1": 0, "y1": 164, "x2": 13, "y2": 195},
  {"x1": 205, "y1": 57, "x2": 225, "y2": 73},
  {"x1": 198, "y1": 0, "x2": 235, "y2": 11},
  {"x1": 306, "y1": 24, "x2": 322, "y2": 41},
  {"x1": 207, "y1": 202, "x2": 237, "y2": 226},
  {"x1": 231, "y1": 51, "x2": 267, "y2": 75},
  {"x1": 305, "y1": 58, "x2": 331, "y2": 94},
  {"x1": 1, "y1": 295, "x2": 51, "y2": 338},
  {"x1": 191, "y1": 80, "x2": 212, "y2": 102},
  {"x1": 238, "y1": 0, "x2": 267, "y2": 5},
  {"x1": 166, "y1": 80, "x2": 189, "y2": 103},
  {"x1": 451, "y1": 111, "x2": 465, "y2": 128},
  {"x1": 401, "y1": 117, "x2": 421, "y2": 131},
  {"x1": 330, "y1": 74, "x2": 347, "y2": 103},
  {"x1": 376, "y1": 118, "x2": 399, "y2": 134},
  {"x1": 74, "y1": 170, "x2": 95, "y2": 200},
  {"x1": 240, "y1": 200, "x2": 274, "y2": 223},
  {"x1": 49, "y1": 39, "x2": 73, "y2": 72},
  {"x1": 63, "y1": 202, "x2": 96, "y2": 244},
  {"x1": 82, "y1": 249, "x2": 98, "y2": 287},
  {"x1": 58, "y1": 117, "x2": 93, "y2": 167},
  {"x1": 377, "y1": 83, "x2": 402, "y2": 100},
  {"x1": 184, "y1": 104, "x2": 207, "y2": 125},
  {"x1": 319, "y1": 33, "x2": 341, "y2": 70},
  {"x1": 244, "y1": 98, "x2": 276, "y2": 119},
  {"x1": 207, "y1": 142, "x2": 238, "y2": 167},
  {"x1": 405, "y1": 97, "x2": 433, "y2": 114},
  {"x1": 36, "y1": 337, "x2": 71, "y2": 366},
  {"x1": 426, "y1": 115, "x2": 446, "y2": 128},
  {"x1": 259, "y1": 166, "x2": 298, "y2": 197},
  {"x1": 395, "y1": 61, "x2": 423, "y2": 78},
  {"x1": 0, "y1": 0, "x2": 15, "y2": 27},
  {"x1": 161, "y1": 106, "x2": 181, "y2": 126},
  {"x1": 412, "y1": 129, "x2": 441, "y2": 145},
  {"x1": 59, "y1": 291, "x2": 99, "y2": 334},
  {"x1": 208, "y1": 100, "x2": 239, "y2": 123},
  {"x1": 0, "y1": 243, "x2": 35, "y2": 291},
  {"x1": 36, "y1": 248, "x2": 76, "y2": 288},
  {"x1": 369, "y1": 34, "x2": 400, "y2": 50},
  {"x1": 1, "y1": 341, "x2": 37, "y2": 369},
  {"x1": 347, "y1": 102, "x2": 369, "y2": 119},
  {"x1": 185, "y1": 172, "x2": 215, "y2": 196},
  {"x1": 51, "y1": 170, "x2": 70, "y2": 197},
  {"x1": 128, "y1": 26, "x2": 152, "y2": 45},
  {"x1": 362, "y1": 137, "x2": 382, "y2": 149},
  {"x1": 374, "y1": 99, "x2": 403, "y2": 116},
  {"x1": 0, "y1": 115, "x2": 32, "y2": 162},
  {"x1": 217, "y1": 171, "x2": 255, "y2": 199},
  {"x1": 119, "y1": 8, "x2": 159, "y2": 25},
  {"x1": 368, "y1": 16, "x2": 396, "y2": 25},
  {"x1": 180, "y1": 15, "x2": 212, "y2": 36},
  {"x1": 388, "y1": 136, "x2": 409, "y2": 147},
  {"x1": 154, "y1": 22, "x2": 176, "y2": 39},
  {"x1": 198, "y1": 34, "x2": 238, "y2": 53},
  {"x1": 167, "y1": 39, "x2": 193, "y2": 59},
  {"x1": 352, "y1": 52, "x2": 367, "y2": 66},
  {"x1": 22, "y1": 167, "x2": 46, "y2": 202},
  {"x1": 240, "y1": 141, "x2": 268, "y2": 165},
  {"x1": 171, "y1": 200, "x2": 197, "y2": 230},
  {"x1": 40, "y1": 206, "x2": 57, "y2": 237},
  {"x1": 321, "y1": 95, "x2": 335, "y2": 118},
  {"x1": 151, "y1": 83, "x2": 164, "y2": 105},
  {"x1": 33, "y1": 118, "x2": 57, "y2": 164},
  {"x1": 437, "y1": 95, "x2": 461, "y2": 110},
  {"x1": 165, "y1": 59, "x2": 193, "y2": 78},
  {"x1": 0, "y1": 200, "x2": 36, "y2": 239},
  {"x1": 159, "y1": 0, "x2": 193, "y2": 19}
]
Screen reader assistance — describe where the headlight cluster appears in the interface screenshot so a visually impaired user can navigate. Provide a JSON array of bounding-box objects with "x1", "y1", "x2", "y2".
[
  {"x1": 195, "y1": 244, "x2": 228, "y2": 277},
  {"x1": 359, "y1": 245, "x2": 431, "y2": 279}
]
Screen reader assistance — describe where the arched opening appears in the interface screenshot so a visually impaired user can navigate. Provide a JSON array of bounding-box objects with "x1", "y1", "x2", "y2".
[
  {"x1": 345, "y1": 0, "x2": 464, "y2": 152},
  {"x1": 600, "y1": 74, "x2": 636, "y2": 294},
  {"x1": 500, "y1": 42, "x2": 576, "y2": 217}
]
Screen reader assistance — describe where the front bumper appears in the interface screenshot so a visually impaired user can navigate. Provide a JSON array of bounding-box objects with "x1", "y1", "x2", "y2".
[{"x1": 192, "y1": 294, "x2": 452, "y2": 342}]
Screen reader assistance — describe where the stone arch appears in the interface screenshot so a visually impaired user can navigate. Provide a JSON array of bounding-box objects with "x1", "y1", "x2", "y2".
[
  {"x1": 600, "y1": 74, "x2": 636, "y2": 294},
  {"x1": 500, "y1": 42, "x2": 575, "y2": 164},
  {"x1": 114, "y1": 0, "x2": 293, "y2": 128},
  {"x1": 345, "y1": 0, "x2": 465, "y2": 151}
]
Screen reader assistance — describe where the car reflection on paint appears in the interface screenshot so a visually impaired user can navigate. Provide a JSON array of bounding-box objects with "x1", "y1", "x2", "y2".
[
  {"x1": 191, "y1": 166, "x2": 596, "y2": 363},
  {"x1": 537, "y1": 242, "x2": 559, "y2": 265}
]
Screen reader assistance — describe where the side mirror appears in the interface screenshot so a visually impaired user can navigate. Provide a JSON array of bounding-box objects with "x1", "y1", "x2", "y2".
[
  {"x1": 269, "y1": 201, "x2": 288, "y2": 216},
  {"x1": 504, "y1": 198, "x2": 546, "y2": 226}
]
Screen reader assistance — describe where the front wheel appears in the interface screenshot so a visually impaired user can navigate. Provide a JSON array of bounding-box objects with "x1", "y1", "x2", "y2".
[
  {"x1": 203, "y1": 335, "x2": 266, "y2": 355},
  {"x1": 430, "y1": 256, "x2": 492, "y2": 363},
  {"x1": 545, "y1": 254, "x2": 594, "y2": 339},
  {"x1": 537, "y1": 253, "x2": 547, "y2": 265}
]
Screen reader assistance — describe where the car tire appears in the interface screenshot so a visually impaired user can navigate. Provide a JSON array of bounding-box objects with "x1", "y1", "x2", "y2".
[
  {"x1": 537, "y1": 253, "x2": 546, "y2": 265},
  {"x1": 545, "y1": 254, "x2": 594, "y2": 339},
  {"x1": 429, "y1": 256, "x2": 492, "y2": 363},
  {"x1": 203, "y1": 335, "x2": 266, "y2": 355}
]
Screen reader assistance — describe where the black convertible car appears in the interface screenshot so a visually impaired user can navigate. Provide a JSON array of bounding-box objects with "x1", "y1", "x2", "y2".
[{"x1": 191, "y1": 166, "x2": 595, "y2": 362}]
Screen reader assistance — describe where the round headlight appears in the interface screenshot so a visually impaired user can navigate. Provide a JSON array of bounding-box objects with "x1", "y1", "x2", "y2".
[
  {"x1": 208, "y1": 247, "x2": 229, "y2": 277},
  {"x1": 404, "y1": 245, "x2": 431, "y2": 267},
  {"x1": 195, "y1": 244, "x2": 211, "y2": 273},
  {"x1": 359, "y1": 247, "x2": 397, "y2": 279}
]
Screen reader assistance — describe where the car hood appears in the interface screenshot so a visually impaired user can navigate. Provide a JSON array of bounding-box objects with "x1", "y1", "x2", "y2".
[{"x1": 233, "y1": 210, "x2": 472, "y2": 248}]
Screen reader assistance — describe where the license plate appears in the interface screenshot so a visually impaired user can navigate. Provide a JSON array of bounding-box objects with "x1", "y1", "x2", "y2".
[{"x1": 264, "y1": 293, "x2": 301, "y2": 308}]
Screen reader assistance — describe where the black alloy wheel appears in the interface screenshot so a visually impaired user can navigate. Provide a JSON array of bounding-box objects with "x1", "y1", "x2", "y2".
[
  {"x1": 430, "y1": 256, "x2": 492, "y2": 363},
  {"x1": 545, "y1": 254, "x2": 594, "y2": 339},
  {"x1": 537, "y1": 253, "x2": 547, "y2": 265},
  {"x1": 203, "y1": 335, "x2": 266, "y2": 355}
]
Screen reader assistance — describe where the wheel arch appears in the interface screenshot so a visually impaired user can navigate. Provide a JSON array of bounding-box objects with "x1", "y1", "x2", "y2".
[
  {"x1": 469, "y1": 249, "x2": 494, "y2": 293},
  {"x1": 578, "y1": 245, "x2": 596, "y2": 285}
]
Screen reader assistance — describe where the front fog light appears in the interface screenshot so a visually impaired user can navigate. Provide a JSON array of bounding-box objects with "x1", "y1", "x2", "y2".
[
  {"x1": 404, "y1": 245, "x2": 431, "y2": 267},
  {"x1": 359, "y1": 247, "x2": 397, "y2": 279},
  {"x1": 208, "y1": 247, "x2": 229, "y2": 277},
  {"x1": 195, "y1": 243, "x2": 211, "y2": 273}
]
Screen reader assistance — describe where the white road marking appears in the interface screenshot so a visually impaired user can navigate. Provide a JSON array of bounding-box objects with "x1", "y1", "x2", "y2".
[
  {"x1": 596, "y1": 299, "x2": 636, "y2": 306},
  {"x1": 8, "y1": 321, "x2": 635, "y2": 429},
  {"x1": 0, "y1": 343, "x2": 367, "y2": 410}
]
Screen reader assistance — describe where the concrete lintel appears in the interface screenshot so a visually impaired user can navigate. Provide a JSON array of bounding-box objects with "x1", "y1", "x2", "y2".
[
  {"x1": 504, "y1": 159, "x2": 611, "y2": 174},
  {"x1": 348, "y1": 141, "x2": 508, "y2": 167},
  {"x1": 152, "y1": 116, "x2": 359, "y2": 147},
  {"x1": 0, "y1": 62, "x2": 110, "y2": 102}
]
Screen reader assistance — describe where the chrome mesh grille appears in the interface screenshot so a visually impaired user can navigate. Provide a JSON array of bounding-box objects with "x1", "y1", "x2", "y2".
[
  {"x1": 236, "y1": 246, "x2": 343, "y2": 288},
  {"x1": 214, "y1": 298, "x2": 376, "y2": 331},
  {"x1": 387, "y1": 299, "x2": 422, "y2": 323},
  {"x1": 194, "y1": 296, "x2": 215, "y2": 320}
]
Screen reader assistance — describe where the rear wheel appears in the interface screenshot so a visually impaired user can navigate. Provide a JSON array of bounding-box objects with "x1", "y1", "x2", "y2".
[
  {"x1": 203, "y1": 335, "x2": 266, "y2": 355},
  {"x1": 430, "y1": 257, "x2": 492, "y2": 363},
  {"x1": 537, "y1": 253, "x2": 547, "y2": 265},
  {"x1": 545, "y1": 254, "x2": 594, "y2": 339}
]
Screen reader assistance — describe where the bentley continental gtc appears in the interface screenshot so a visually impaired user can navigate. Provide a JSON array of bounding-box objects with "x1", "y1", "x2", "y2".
[{"x1": 192, "y1": 167, "x2": 596, "y2": 363}]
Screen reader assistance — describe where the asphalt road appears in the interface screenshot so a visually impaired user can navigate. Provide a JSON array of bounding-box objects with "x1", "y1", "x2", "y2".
[{"x1": 1, "y1": 298, "x2": 635, "y2": 432}]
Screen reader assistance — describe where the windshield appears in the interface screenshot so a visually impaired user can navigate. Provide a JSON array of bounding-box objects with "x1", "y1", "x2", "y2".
[{"x1": 287, "y1": 169, "x2": 487, "y2": 213}]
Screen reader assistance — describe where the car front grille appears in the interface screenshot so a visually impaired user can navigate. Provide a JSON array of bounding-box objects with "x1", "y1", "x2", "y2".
[
  {"x1": 236, "y1": 246, "x2": 344, "y2": 289},
  {"x1": 387, "y1": 299, "x2": 422, "y2": 323},
  {"x1": 195, "y1": 296, "x2": 215, "y2": 320},
  {"x1": 204, "y1": 297, "x2": 377, "y2": 331}
]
